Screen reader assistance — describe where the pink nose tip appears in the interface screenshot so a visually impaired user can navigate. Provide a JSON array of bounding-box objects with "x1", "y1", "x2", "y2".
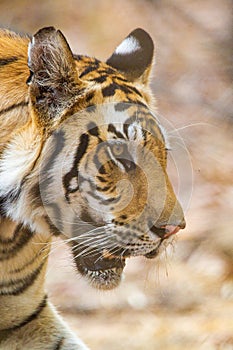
[{"x1": 163, "y1": 225, "x2": 181, "y2": 238}]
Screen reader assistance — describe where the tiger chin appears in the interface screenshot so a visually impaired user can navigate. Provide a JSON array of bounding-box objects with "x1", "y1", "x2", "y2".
[{"x1": 0, "y1": 26, "x2": 185, "y2": 349}]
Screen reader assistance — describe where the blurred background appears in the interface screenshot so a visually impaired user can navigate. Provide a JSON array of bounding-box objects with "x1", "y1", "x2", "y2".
[{"x1": 0, "y1": 1, "x2": 232, "y2": 349}]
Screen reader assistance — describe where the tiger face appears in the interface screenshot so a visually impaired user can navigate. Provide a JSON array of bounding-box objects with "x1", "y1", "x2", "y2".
[{"x1": 26, "y1": 27, "x2": 185, "y2": 289}]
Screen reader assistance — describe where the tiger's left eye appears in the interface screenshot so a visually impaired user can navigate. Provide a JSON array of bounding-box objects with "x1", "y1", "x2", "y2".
[{"x1": 111, "y1": 144, "x2": 125, "y2": 157}]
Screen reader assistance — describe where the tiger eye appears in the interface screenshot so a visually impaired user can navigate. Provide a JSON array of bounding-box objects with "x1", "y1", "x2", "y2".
[{"x1": 111, "y1": 143, "x2": 125, "y2": 157}]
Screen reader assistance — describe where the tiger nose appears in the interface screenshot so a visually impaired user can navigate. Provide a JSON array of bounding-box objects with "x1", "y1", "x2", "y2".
[{"x1": 163, "y1": 219, "x2": 186, "y2": 238}]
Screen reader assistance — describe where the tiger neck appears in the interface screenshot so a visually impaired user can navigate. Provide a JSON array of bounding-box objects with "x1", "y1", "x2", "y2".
[{"x1": 0, "y1": 217, "x2": 51, "y2": 331}]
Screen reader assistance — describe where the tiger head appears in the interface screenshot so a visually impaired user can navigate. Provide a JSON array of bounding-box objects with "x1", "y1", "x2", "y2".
[{"x1": 27, "y1": 27, "x2": 186, "y2": 289}]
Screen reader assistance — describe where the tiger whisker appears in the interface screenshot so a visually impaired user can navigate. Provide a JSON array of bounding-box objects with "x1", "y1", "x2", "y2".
[
  {"x1": 71, "y1": 234, "x2": 113, "y2": 248},
  {"x1": 32, "y1": 227, "x2": 113, "y2": 261},
  {"x1": 169, "y1": 140, "x2": 190, "y2": 152},
  {"x1": 72, "y1": 236, "x2": 113, "y2": 254},
  {"x1": 48, "y1": 217, "x2": 96, "y2": 226},
  {"x1": 167, "y1": 122, "x2": 214, "y2": 134},
  {"x1": 42, "y1": 233, "x2": 110, "y2": 259},
  {"x1": 72, "y1": 238, "x2": 114, "y2": 260}
]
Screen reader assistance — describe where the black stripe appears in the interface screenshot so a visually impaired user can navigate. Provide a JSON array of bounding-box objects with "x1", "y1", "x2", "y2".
[
  {"x1": 85, "y1": 91, "x2": 94, "y2": 104},
  {"x1": 97, "y1": 175, "x2": 107, "y2": 183},
  {"x1": 87, "y1": 122, "x2": 100, "y2": 138},
  {"x1": 90, "y1": 75, "x2": 107, "y2": 83},
  {"x1": 101, "y1": 195, "x2": 121, "y2": 205},
  {"x1": 44, "y1": 215, "x2": 61, "y2": 236},
  {"x1": 0, "y1": 223, "x2": 23, "y2": 244},
  {"x1": 0, "y1": 189, "x2": 22, "y2": 214},
  {"x1": 29, "y1": 183, "x2": 43, "y2": 209},
  {"x1": 9, "y1": 248, "x2": 44, "y2": 274},
  {"x1": 96, "y1": 185, "x2": 111, "y2": 192},
  {"x1": 94, "y1": 68, "x2": 116, "y2": 75},
  {"x1": 2, "y1": 295, "x2": 47, "y2": 332},
  {"x1": 63, "y1": 133, "x2": 89, "y2": 202},
  {"x1": 0, "y1": 196, "x2": 7, "y2": 217},
  {"x1": 13, "y1": 295, "x2": 47, "y2": 330},
  {"x1": 126, "y1": 99, "x2": 147, "y2": 109},
  {"x1": 54, "y1": 337, "x2": 65, "y2": 350},
  {"x1": 0, "y1": 262, "x2": 45, "y2": 296},
  {"x1": 79, "y1": 63, "x2": 100, "y2": 78},
  {"x1": 45, "y1": 202, "x2": 63, "y2": 233},
  {"x1": 123, "y1": 123, "x2": 129, "y2": 139},
  {"x1": 114, "y1": 76, "x2": 128, "y2": 82},
  {"x1": 102, "y1": 83, "x2": 118, "y2": 97},
  {"x1": 125, "y1": 84, "x2": 142, "y2": 97},
  {"x1": 114, "y1": 102, "x2": 131, "y2": 112},
  {"x1": 123, "y1": 113, "x2": 138, "y2": 139},
  {"x1": 107, "y1": 124, "x2": 125, "y2": 138},
  {"x1": 102, "y1": 83, "x2": 142, "y2": 98},
  {"x1": 118, "y1": 158, "x2": 136, "y2": 172},
  {"x1": 80, "y1": 210, "x2": 95, "y2": 224},
  {"x1": 99, "y1": 164, "x2": 106, "y2": 174},
  {"x1": 0, "y1": 56, "x2": 18, "y2": 67},
  {"x1": 40, "y1": 130, "x2": 65, "y2": 191},
  {"x1": 0, "y1": 101, "x2": 28, "y2": 117},
  {"x1": 86, "y1": 177, "x2": 120, "y2": 203},
  {"x1": 0, "y1": 263, "x2": 44, "y2": 295},
  {"x1": 0, "y1": 226, "x2": 32, "y2": 261}
]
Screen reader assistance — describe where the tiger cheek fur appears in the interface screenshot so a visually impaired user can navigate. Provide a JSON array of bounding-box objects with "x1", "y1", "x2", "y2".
[{"x1": 0, "y1": 27, "x2": 185, "y2": 349}]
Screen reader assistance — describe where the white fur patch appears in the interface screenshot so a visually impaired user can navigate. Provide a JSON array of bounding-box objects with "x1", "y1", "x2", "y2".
[
  {"x1": 27, "y1": 37, "x2": 34, "y2": 66},
  {"x1": 115, "y1": 36, "x2": 141, "y2": 55},
  {"x1": 0, "y1": 154, "x2": 31, "y2": 197},
  {"x1": 0, "y1": 128, "x2": 41, "y2": 197},
  {"x1": 68, "y1": 177, "x2": 79, "y2": 191},
  {"x1": 127, "y1": 122, "x2": 143, "y2": 141}
]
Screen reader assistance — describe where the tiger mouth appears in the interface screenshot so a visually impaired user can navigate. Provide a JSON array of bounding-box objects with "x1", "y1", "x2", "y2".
[
  {"x1": 73, "y1": 247, "x2": 126, "y2": 290},
  {"x1": 71, "y1": 224, "x2": 183, "y2": 289},
  {"x1": 72, "y1": 242, "x2": 163, "y2": 290},
  {"x1": 72, "y1": 224, "x2": 180, "y2": 289},
  {"x1": 71, "y1": 225, "x2": 181, "y2": 289}
]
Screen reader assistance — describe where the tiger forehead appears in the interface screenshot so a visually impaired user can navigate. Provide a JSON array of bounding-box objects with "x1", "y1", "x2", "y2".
[
  {"x1": 71, "y1": 99, "x2": 164, "y2": 146},
  {"x1": 74, "y1": 55, "x2": 149, "y2": 104}
]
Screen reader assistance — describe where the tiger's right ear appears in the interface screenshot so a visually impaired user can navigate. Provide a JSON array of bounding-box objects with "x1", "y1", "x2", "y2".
[{"x1": 28, "y1": 27, "x2": 84, "y2": 127}]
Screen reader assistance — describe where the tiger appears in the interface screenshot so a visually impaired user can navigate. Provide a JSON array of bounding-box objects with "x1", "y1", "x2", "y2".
[{"x1": 0, "y1": 26, "x2": 186, "y2": 349}]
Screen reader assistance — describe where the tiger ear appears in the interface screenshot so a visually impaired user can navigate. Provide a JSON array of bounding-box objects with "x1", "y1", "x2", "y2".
[
  {"x1": 106, "y1": 28, "x2": 154, "y2": 85},
  {"x1": 28, "y1": 27, "x2": 83, "y2": 126}
]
